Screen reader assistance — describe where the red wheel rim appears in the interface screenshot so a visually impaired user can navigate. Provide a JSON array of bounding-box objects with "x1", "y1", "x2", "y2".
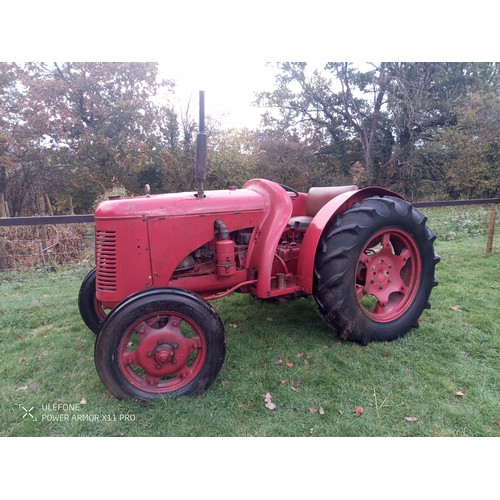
[
  {"x1": 117, "y1": 312, "x2": 207, "y2": 394},
  {"x1": 355, "y1": 227, "x2": 422, "y2": 322}
]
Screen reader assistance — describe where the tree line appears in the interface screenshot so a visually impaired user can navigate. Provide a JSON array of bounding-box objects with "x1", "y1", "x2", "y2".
[{"x1": 0, "y1": 62, "x2": 498, "y2": 216}]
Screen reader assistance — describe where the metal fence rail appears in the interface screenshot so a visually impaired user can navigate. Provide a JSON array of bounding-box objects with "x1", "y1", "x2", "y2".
[
  {"x1": 0, "y1": 214, "x2": 95, "y2": 227},
  {"x1": 412, "y1": 198, "x2": 500, "y2": 208}
]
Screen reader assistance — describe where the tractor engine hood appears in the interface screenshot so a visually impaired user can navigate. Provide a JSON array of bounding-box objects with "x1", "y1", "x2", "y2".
[{"x1": 94, "y1": 187, "x2": 266, "y2": 220}]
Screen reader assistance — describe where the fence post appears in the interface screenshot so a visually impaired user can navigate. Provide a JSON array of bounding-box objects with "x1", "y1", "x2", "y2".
[
  {"x1": 38, "y1": 196, "x2": 49, "y2": 268},
  {"x1": 0, "y1": 193, "x2": 5, "y2": 269},
  {"x1": 0, "y1": 193, "x2": 6, "y2": 218},
  {"x1": 0, "y1": 235, "x2": 5, "y2": 270},
  {"x1": 486, "y1": 203, "x2": 497, "y2": 254},
  {"x1": 44, "y1": 194, "x2": 54, "y2": 216}
]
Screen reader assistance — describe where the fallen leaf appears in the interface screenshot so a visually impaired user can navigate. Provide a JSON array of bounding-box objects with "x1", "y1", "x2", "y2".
[
  {"x1": 279, "y1": 380, "x2": 287, "y2": 385},
  {"x1": 76, "y1": 345, "x2": 86, "y2": 349},
  {"x1": 309, "y1": 406, "x2": 325, "y2": 415},
  {"x1": 450, "y1": 305, "x2": 462, "y2": 312},
  {"x1": 263, "y1": 392, "x2": 277, "y2": 410},
  {"x1": 296, "y1": 352, "x2": 304, "y2": 359},
  {"x1": 285, "y1": 362, "x2": 294, "y2": 368},
  {"x1": 16, "y1": 385, "x2": 28, "y2": 391},
  {"x1": 455, "y1": 391, "x2": 465, "y2": 398},
  {"x1": 304, "y1": 354, "x2": 310, "y2": 369},
  {"x1": 274, "y1": 358, "x2": 283, "y2": 365},
  {"x1": 80, "y1": 398, "x2": 87, "y2": 405},
  {"x1": 404, "y1": 416, "x2": 418, "y2": 422},
  {"x1": 266, "y1": 317, "x2": 273, "y2": 322},
  {"x1": 354, "y1": 406, "x2": 364, "y2": 417},
  {"x1": 36, "y1": 350, "x2": 49, "y2": 362},
  {"x1": 291, "y1": 379, "x2": 302, "y2": 391},
  {"x1": 228, "y1": 323, "x2": 238, "y2": 328},
  {"x1": 19, "y1": 357, "x2": 25, "y2": 364}
]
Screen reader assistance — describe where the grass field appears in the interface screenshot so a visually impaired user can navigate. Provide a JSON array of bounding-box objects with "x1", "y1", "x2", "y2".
[{"x1": 0, "y1": 207, "x2": 498, "y2": 438}]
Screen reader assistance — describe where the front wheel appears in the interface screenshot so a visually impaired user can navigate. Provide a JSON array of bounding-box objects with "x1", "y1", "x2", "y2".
[
  {"x1": 313, "y1": 196, "x2": 440, "y2": 345},
  {"x1": 78, "y1": 268, "x2": 107, "y2": 334},
  {"x1": 94, "y1": 288, "x2": 226, "y2": 400}
]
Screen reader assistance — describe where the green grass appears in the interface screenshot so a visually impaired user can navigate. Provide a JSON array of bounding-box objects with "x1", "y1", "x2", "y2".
[{"x1": 1, "y1": 209, "x2": 499, "y2": 437}]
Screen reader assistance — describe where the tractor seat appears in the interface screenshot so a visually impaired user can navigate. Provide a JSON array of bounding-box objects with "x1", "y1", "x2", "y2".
[{"x1": 288, "y1": 185, "x2": 358, "y2": 231}]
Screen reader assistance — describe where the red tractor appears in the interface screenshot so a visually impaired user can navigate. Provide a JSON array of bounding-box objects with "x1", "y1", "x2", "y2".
[{"x1": 79, "y1": 92, "x2": 439, "y2": 401}]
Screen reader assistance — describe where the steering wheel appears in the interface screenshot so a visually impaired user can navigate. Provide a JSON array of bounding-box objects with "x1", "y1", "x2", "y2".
[{"x1": 277, "y1": 183, "x2": 299, "y2": 199}]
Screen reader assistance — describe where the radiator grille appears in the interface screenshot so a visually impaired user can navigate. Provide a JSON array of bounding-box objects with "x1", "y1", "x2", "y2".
[{"x1": 95, "y1": 230, "x2": 117, "y2": 292}]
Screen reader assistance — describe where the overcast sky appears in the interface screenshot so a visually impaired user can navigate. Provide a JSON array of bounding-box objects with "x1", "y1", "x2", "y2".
[{"x1": 160, "y1": 61, "x2": 278, "y2": 129}]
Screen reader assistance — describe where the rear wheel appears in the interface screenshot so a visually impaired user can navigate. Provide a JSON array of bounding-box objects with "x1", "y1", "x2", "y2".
[
  {"x1": 313, "y1": 196, "x2": 439, "y2": 345},
  {"x1": 94, "y1": 288, "x2": 226, "y2": 400}
]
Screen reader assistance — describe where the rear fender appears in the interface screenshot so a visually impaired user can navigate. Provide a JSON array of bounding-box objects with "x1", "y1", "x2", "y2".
[{"x1": 297, "y1": 187, "x2": 404, "y2": 293}]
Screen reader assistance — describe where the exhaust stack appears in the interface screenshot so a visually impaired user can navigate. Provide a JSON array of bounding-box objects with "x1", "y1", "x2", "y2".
[{"x1": 195, "y1": 90, "x2": 207, "y2": 199}]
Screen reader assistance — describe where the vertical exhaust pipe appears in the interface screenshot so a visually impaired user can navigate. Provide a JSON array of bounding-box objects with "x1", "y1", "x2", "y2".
[{"x1": 195, "y1": 90, "x2": 207, "y2": 199}]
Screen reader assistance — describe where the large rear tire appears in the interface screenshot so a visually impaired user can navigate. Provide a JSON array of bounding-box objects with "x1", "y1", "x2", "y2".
[
  {"x1": 94, "y1": 287, "x2": 226, "y2": 400},
  {"x1": 313, "y1": 196, "x2": 439, "y2": 345}
]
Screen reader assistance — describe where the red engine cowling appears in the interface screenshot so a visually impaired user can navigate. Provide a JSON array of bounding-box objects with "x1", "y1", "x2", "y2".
[{"x1": 94, "y1": 180, "x2": 291, "y2": 308}]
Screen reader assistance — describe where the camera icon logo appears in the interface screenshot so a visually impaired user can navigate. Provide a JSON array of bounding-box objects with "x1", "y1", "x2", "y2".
[{"x1": 19, "y1": 405, "x2": 37, "y2": 421}]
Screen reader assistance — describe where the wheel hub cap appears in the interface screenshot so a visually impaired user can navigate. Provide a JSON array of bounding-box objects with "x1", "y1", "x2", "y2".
[{"x1": 154, "y1": 343, "x2": 176, "y2": 365}]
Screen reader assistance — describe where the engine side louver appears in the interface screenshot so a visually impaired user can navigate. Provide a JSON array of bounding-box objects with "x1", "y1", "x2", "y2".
[{"x1": 96, "y1": 230, "x2": 117, "y2": 292}]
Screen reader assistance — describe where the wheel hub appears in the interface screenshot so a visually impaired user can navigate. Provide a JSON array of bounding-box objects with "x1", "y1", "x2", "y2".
[
  {"x1": 153, "y1": 342, "x2": 177, "y2": 366},
  {"x1": 372, "y1": 260, "x2": 390, "y2": 286},
  {"x1": 362, "y1": 254, "x2": 400, "y2": 306},
  {"x1": 130, "y1": 322, "x2": 194, "y2": 377}
]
